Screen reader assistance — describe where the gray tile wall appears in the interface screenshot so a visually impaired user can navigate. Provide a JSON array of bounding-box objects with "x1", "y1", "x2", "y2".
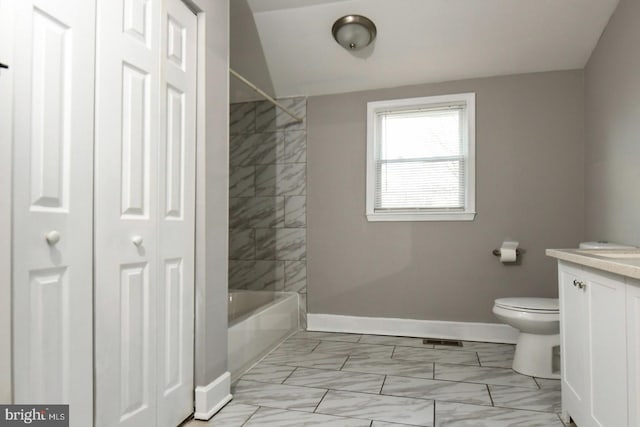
[{"x1": 229, "y1": 97, "x2": 308, "y2": 327}]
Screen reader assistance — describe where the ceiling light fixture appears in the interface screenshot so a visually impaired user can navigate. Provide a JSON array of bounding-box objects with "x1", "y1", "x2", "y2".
[{"x1": 331, "y1": 15, "x2": 377, "y2": 51}]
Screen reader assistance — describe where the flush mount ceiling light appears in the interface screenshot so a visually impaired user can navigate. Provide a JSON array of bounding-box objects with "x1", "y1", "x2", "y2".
[{"x1": 332, "y1": 15, "x2": 377, "y2": 51}]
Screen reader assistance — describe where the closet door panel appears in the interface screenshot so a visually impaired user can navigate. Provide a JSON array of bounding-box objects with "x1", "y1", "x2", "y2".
[
  {"x1": 12, "y1": 0, "x2": 95, "y2": 425},
  {"x1": 156, "y1": 0, "x2": 197, "y2": 425},
  {"x1": 28, "y1": 9, "x2": 69, "y2": 211},
  {"x1": 27, "y1": 267, "x2": 69, "y2": 397},
  {"x1": 119, "y1": 262, "x2": 151, "y2": 415},
  {"x1": 94, "y1": 0, "x2": 161, "y2": 425},
  {"x1": 121, "y1": 63, "x2": 152, "y2": 217}
]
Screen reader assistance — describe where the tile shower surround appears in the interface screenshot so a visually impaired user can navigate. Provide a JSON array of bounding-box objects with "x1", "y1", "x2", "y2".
[
  {"x1": 228, "y1": 97, "x2": 308, "y2": 326},
  {"x1": 187, "y1": 332, "x2": 566, "y2": 426}
]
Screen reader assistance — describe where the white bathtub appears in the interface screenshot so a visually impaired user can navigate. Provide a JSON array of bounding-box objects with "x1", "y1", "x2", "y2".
[{"x1": 228, "y1": 290, "x2": 298, "y2": 381}]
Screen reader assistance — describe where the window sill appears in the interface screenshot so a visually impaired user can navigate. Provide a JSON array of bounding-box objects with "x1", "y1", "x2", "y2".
[{"x1": 366, "y1": 212, "x2": 477, "y2": 222}]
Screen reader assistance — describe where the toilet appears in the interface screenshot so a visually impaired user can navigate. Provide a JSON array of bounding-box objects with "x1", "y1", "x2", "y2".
[
  {"x1": 494, "y1": 241, "x2": 636, "y2": 379},
  {"x1": 493, "y1": 297, "x2": 560, "y2": 379}
]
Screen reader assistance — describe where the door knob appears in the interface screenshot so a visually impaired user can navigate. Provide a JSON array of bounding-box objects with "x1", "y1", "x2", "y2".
[
  {"x1": 131, "y1": 235, "x2": 143, "y2": 246},
  {"x1": 45, "y1": 230, "x2": 61, "y2": 245}
]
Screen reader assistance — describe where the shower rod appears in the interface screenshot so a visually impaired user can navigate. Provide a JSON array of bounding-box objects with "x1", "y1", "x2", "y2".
[{"x1": 230, "y1": 68, "x2": 304, "y2": 123}]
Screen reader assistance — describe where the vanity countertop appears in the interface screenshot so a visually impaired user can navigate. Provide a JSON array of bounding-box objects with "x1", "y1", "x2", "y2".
[{"x1": 546, "y1": 248, "x2": 640, "y2": 280}]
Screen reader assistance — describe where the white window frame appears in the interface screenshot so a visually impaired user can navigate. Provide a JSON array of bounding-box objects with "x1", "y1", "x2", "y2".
[{"x1": 366, "y1": 93, "x2": 476, "y2": 222}]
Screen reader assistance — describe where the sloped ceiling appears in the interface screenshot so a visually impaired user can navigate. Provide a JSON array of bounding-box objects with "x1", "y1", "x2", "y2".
[{"x1": 230, "y1": 0, "x2": 619, "y2": 102}]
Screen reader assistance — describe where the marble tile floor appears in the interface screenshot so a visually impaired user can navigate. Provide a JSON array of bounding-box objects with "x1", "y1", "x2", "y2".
[{"x1": 187, "y1": 331, "x2": 566, "y2": 427}]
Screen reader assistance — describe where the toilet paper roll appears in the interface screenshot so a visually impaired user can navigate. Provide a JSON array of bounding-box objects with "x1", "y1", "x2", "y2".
[
  {"x1": 500, "y1": 248, "x2": 517, "y2": 263},
  {"x1": 500, "y1": 240, "x2": 519, "y2": 263}
]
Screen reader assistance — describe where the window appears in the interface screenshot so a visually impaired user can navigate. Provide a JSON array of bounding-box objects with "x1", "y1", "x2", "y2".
[{"x1": 366, "y1": 93, "x2": 476, "y2": 221}]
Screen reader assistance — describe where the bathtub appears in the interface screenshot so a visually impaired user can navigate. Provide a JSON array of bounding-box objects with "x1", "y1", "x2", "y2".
[{"x1": 228, "y1": 290, "x2": 298, "y2": 381}]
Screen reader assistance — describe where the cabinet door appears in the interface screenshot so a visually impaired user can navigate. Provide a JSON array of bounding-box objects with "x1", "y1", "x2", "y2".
[
  {"x1": 11, "y1": 0, "x2": 95, "y2": 425},
  {"x1": 627, "y1": 280, "x2": 640, "y2": 427},
  {"x1": 585, "y1": 268, "x2": 628, "y2": 427},
  {"x1": 558, "y1": 262, "x2": 589, "y2": 425}
]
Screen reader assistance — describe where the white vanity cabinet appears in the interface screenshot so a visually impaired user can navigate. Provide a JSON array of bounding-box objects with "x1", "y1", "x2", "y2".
[
  {"x1": 558, "y1": 262, "x2": 590, "y2": 424},
  {"x1": 557, "y1": 261, "x2": 636, "y2": 427},
  {"x1": 627, "y1": 280, "x2": 640, "y2": 427}
]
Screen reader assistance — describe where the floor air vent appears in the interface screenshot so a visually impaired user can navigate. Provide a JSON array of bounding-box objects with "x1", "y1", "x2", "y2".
[{"x1": 423, "y1": 338, "x2": 463, "y2": 347}]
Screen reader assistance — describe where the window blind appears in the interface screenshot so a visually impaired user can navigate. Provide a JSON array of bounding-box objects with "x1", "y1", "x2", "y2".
[{"x1": 374, "y1": 107, "x2": 466, "y2": 212}]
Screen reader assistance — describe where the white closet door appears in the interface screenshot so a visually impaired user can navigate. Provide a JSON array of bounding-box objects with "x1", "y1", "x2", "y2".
[
  {"x1": 11, "y1": 0, "x2": 95, "y2": 426},
  {"x1": 156, "y1": 0, "x2": 197, "y2": 425},
  {"x1": 94, "y1": 0, "x2": 161, "y2": 425},
  {"x1": 95, "y1": 0, "x2": 197, "y2": 425}
]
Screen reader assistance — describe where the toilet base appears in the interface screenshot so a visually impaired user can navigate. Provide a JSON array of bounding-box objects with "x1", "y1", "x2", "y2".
[{"x1": 512, "y1": 332, "x2": 560, "y2": 379}]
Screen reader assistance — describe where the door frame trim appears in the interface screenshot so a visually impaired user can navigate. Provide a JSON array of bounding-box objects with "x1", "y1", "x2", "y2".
[
  {"x1": 185, "y1": 0, "x2": 232, "y2": 418},
  {"x1": 188, "y1": 0, "x2": 231, "y2": 418}
]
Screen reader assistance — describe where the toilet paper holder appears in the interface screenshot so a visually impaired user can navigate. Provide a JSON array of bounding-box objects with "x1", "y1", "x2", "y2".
[{"x1": 492, "y1": 248, "x2": 523, "y2": 257}]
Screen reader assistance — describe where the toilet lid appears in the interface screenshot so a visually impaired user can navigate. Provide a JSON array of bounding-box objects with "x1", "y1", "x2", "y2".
[{"x1": 495, "y1": 297, "x2": 559, "y2": 312}]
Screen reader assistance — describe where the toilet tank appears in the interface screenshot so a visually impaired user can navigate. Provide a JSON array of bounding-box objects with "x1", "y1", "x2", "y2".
[{"x1": 579, "y1": 241, "x2": 637, "y2": 249}]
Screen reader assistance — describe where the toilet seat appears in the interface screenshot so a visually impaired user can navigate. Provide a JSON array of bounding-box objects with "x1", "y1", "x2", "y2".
[{"x1": 494, "y1": 297, "x2": 559, "y2": 313}]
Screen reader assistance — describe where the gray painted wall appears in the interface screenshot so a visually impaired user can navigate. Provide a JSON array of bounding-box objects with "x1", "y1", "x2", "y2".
[
  {"x1": 229, "y1": 0, "x2": 274, "y2": 102},
  {"x1": 584, "y1": 0, "x2": 640, "y2": 247},
  {"x1": 193, "y1": 0, "x2": 230, "y2": 388},
  {"x1": 307, "y1": 71, "x2": 585, "y2": 323}
]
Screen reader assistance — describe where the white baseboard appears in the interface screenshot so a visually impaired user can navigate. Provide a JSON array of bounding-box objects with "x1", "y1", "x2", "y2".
[
  {"x1": 194, "y1": 371, "x2": 233, "y2": 420},
  {"x1": 307, "y1": 313, "x2": 519, "y2": 344}
]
